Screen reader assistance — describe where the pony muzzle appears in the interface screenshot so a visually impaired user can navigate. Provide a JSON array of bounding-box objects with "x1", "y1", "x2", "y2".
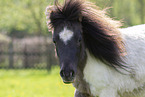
[{"x1": 60, "y1": 69, "x2": 75, "y2": 84}]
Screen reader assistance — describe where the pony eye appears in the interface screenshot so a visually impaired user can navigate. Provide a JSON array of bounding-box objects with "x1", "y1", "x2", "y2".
[
  {"x1": 78, "y1": 37, "x2": 82, "y2": 43},
  {"x1": 77, "y1": 37, "x2": 82, "y2": 46},
  {"x1": 53, "y1": 38, "x2": 56, "y2": 44},
  {"x1": 53, "y1": 40, "x2": 56, "y2": 44}
]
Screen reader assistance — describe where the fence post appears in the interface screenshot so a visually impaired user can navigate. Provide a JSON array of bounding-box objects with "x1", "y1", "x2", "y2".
[
  {"x1": 9, "y1": 38, "x2": 14, "y2": 69},
  {"x1": 46, "y1": 43, "x2": 52, "y2": 71},
  {"x1": 23, "y1": 44, "x2": 29, "y2": 68}
]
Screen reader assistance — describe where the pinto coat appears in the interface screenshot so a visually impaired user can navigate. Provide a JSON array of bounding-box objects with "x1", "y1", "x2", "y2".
[{"x1": 83, "y1": 24, "x2": 145, "y2": 97}]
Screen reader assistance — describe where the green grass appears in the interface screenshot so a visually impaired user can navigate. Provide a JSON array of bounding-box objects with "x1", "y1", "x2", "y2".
[{"x1": 0, "y1": 67, "x2": 75, "y2": 97}]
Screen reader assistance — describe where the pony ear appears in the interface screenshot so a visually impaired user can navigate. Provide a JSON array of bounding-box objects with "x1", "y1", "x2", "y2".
[
  {"x1": 45, "y1": 5, "x2": 55, "y2": 31},
  {"x1": 45, "y1": 6, "x2": 55, "y2": 24}
]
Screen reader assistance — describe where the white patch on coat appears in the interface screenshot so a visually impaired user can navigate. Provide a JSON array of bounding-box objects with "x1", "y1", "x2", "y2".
[
  {"x1": 59, "y1": 27, "x2": 74, "y2": 45},
  {"x1": 83, "y1": 24, "x2": 145, "y2": 97}
]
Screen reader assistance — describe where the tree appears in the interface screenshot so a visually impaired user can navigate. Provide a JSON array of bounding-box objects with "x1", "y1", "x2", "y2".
[{"x1": 0, "y1": 0, "x2": 54, "y2": 37}]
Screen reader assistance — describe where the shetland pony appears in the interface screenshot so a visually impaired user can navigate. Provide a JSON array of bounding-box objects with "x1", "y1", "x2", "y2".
[{"x1": 45, "y1": 0, "x2": 145, "y2": 97}]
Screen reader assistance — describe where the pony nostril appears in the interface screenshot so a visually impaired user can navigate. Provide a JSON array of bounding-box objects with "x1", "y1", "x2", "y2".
[
  {"x1": 60, "y1": 70, "x2": 75, "y2": 78},
  {"x1": 60, "y1": 70, "x2": 64, "y2": 77},
  {"x1": 70, "y1": 71, "x2": 75, "y2": 77}
]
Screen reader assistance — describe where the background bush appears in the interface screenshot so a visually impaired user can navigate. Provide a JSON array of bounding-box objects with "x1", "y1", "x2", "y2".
[{"x1": 0, "y1": 0, "x2": 145, "y2": 37}]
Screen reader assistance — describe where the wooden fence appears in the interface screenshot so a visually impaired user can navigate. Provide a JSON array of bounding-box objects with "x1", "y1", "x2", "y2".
[{"x1": 0, "y1": 36, "x2": 58, "y2": 70}]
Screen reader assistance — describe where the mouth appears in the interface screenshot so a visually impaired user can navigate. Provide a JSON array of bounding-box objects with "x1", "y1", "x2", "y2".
[
  {"x1": 63, "y1": 79, "x2": 74, "y2": 84},
  {"x1": 63, "y1": 81, "x2": 73, "y2": 84}
]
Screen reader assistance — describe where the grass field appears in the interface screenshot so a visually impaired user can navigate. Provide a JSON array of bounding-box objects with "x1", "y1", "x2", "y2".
[{"x1": 0, "y1": 67, "x2": 75, "y2": 97}]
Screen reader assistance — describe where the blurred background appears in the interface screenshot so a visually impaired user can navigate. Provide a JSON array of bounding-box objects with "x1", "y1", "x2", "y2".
[{"x1": 0, "y1": 0, "x2": 145, "y2": 97}]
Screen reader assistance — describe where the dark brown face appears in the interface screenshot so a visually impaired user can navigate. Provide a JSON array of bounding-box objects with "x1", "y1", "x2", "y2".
[{"x1": 52, "y1": 23, "x2": 85, "y2": 84}]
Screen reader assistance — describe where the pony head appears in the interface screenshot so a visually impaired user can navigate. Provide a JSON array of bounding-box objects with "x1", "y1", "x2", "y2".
[{"x1": 46, "y1": 0, "x2": 127, "y2": 84}]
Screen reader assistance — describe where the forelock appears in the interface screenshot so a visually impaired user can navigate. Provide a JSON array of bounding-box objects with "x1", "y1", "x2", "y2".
[{"x1": 49, "y1": 0, "x2": 84, "y2": 28}]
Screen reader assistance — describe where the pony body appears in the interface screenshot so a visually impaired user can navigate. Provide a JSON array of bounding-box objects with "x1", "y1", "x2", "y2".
[
  {"x1": 76, "y1": 24, "x2": 145, "y2": 97},
  {"x1": 84, "y1": 25, "x2": 145, "y2": 97},
  {"x1": 46, "y1": 0, "x2": 145, "y2": 96}
]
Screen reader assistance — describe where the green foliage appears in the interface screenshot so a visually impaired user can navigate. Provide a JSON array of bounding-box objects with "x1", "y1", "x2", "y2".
[
  {"x1": 90, "y1": 0, "x2": 145, "y2": 27},
  {"x1": 0, "y1": 67, "x2": 75, "y2": 97},
  {"x1": 0, "y1": 0, "x2": 145, "y2": 36},
  {"x1": 0, "y1": 0, "x2": 54, "y2": 37}
]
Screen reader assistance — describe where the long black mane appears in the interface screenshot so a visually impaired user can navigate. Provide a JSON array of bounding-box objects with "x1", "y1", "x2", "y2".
[{"x1": 49, "y1": 0, "x2": 128, "y2": 71}]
